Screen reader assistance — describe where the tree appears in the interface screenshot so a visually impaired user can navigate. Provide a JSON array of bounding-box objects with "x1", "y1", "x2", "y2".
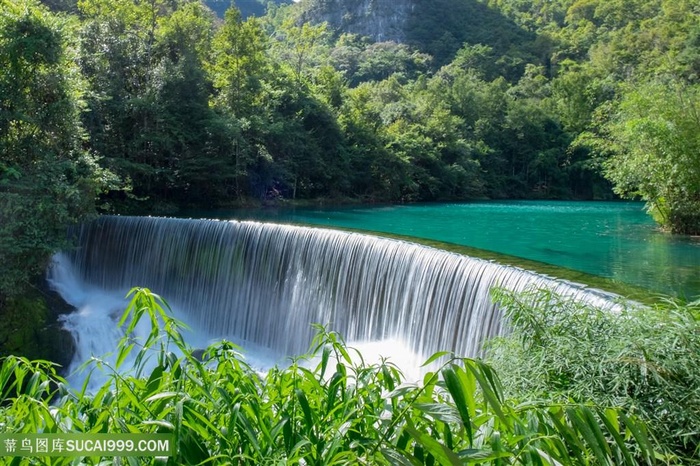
[
  {"x1": 79, "y1": 0, "x2": 239, "y2": 209},
  {"x1": 210, "y1": 8, "x2": 269, "y2": 115},
  {"x1": 154, "y1": 1, "x2": 240, "y2": 204},
  {"x1": 275, "y1": 18, "x2": 329, "y2": 84},
  {"x1": 338, "y1": 83, "x2": 408, "y2": 201},
  {"x1": 351, "y1": 41, "x2": 431, "y2": 85},
  {"x1": 209, "y1": 7, "x2": 272, "y2": 199},
  {"x1": 77, "y1": 0, "x2": 165, "y2": 209},
  {"x1": 0, "y1": 0, "x2": 113, "y2": 297},
  {"x1": 592, "y1": 79, "x2": 700, "y2": 233}
]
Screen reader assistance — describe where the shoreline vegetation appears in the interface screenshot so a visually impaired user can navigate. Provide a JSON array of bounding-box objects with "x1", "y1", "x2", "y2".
[{"x1": 5, "y1": 288, "x2": 696, "y2": 465}]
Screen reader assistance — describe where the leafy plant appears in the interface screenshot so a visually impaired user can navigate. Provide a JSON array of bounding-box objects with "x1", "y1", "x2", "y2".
[
  {"x1": 0, "y1": 288, "x2": 657, "y2": 464},
  {"x1": 489, "y1": 287, "x2": 700, "y2": 464}
]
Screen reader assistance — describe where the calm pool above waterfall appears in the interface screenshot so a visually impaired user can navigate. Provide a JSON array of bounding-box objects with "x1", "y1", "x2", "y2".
[{"x1": 192, "y1": 200, "x2": 700, "y2": 299}]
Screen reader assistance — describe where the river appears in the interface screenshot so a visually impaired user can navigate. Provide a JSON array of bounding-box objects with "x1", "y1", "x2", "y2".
[{"x1": 188, "y1": 200, "x2": 700, "y2": 299}]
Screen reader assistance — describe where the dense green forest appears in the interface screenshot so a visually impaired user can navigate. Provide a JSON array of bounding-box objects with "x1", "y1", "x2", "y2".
[{"x1": 1, "y1": 0, "x2": 700, "y2": 348}]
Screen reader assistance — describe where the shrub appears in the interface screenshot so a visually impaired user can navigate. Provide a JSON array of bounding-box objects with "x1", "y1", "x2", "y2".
[{"x1": 488, "y1": 288, "x2": 700, "y2": 464}]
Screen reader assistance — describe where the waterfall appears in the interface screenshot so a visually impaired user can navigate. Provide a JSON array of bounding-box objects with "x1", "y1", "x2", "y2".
[{"x1": 49, "y1": 215, "x2": 619, "y2": 376}]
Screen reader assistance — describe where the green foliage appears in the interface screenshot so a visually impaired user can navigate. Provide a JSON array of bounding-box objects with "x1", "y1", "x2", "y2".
[
  {"x1": 0, "y1": 288, "x2": 659, "y2": 464},
  {"x1": 33, "y1": 0, "x2": 697, "y2": 213},
  {"x1": 203, "y1": 0, "x2": 290, "y2": 20},
  {"x1": 211, "y1": 8, "x2": 268, "y2": 115},
  {"x1": 78, "y1": 0, "x2": 241, "y2": 210},
  {"x1": 489, "y1": 287, "x2": 700, "y2": 463},
  {"x1": 330, "y1": 36, "x2": 433, "y2": 86},
  {"x1": 0, "y1": 0, "x2": 115, "y2": 297},
  {"x1": 0, "y1": 296, "x2": 47, "y2": 361},
  {"x1": 0, "y1": 290, "x2": 75, "y2": 368},
  {"x1": 13, "y1": 0, "x2": 695, "y2": 216},
  {"x1": 586, "y1": 79, "x2": 700, "y2": 233},
  {"x1": 405, "y1": 0, "x2": 540, "y2": 74}
]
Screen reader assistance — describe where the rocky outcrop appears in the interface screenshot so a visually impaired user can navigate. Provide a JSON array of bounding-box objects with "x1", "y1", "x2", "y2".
[
  {"x1": 205, "y1": 0, "x2": 292, "y2": 19},
  {"x1": 299, "y1": 0, "x2": 539, "y2": 70},
  {"x1": 300, "y1": 0, "x2": 416, "y2": 42}
]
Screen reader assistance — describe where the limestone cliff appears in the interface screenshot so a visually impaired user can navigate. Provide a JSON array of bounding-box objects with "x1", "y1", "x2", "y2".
[
  {"x1": 297, "y1": 0, "x2": 537, "y2": 69},
  {"x1": 299, "y1": 0, "x2": 416, "y2": 43}
]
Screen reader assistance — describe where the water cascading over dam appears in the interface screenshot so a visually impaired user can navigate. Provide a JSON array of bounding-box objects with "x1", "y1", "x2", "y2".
[{"x1": 51, "y1": 215, "x2": 618, "y2": 371}]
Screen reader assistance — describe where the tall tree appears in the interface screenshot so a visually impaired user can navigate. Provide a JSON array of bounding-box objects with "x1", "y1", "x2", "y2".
[
  {"x1": 79, "y1": 0, "x2": 236, "y2": 209},
  {"x1": 0, "y1": 0, "x2": 113, "y2": 297},
  {"x1": 210, "y1": 7, "x2": 271, "y2": 199},
  {"x1": 77, "y1": 0, "x2": 165, "y2": 208},
  {"x1": 275, "y1": 18, "x2": 329, "y2": 84},
  {"x1": 153, "y1": 1, "x2": 239, "y2": 204},
  {"x1": 211, "y1": 7, "x2": 268, "y2": 115}
]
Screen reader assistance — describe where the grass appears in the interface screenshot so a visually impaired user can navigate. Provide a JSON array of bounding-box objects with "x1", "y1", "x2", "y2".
[{"x1": 0, "y1": 288, "x2": 660, "y2": 465}]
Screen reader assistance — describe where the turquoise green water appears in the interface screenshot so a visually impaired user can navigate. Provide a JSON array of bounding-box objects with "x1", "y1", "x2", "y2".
[{"x1": 191, "y1": 201, "x2": 700, "y2": 299}]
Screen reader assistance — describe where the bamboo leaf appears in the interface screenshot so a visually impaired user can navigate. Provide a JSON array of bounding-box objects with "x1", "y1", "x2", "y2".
[
  {"x1": 566, "y1": 406, "x2": 612, "y2": 466},
  {"x1": 115, "y1": 343, "x2": 135, "y2": 370},
  {"x1": 145, "y1": 391, "x2": 180, "y2": 403},
  {"x1": 546, "y1": 407, "x2": 584, "y2": 463},
  {"x1": 325, "y1": 371, "x2": 344, "y2": 415},
  {"x1": 620, "y1": 413, "x2": 655, "y2": 466},
  {"x1": 144, "y1": 365, "x2": 165, "y2": 397},
  {"x1": 442, "y1": 364, "x2": 473, "y2": 443},
  {"x1": 421, "y1": 351, "x2": 452, "y2": 367},
  {"x1": 25, "y1": 371, "x2": 41, "y2": 397},
  {"x1": 457, "y1": 448, "x2": 514, "y2": 463},
  {"x1": 120, "y1": 288, "x2": 139, "y2": 326},
  {"x1": 270, "y1": 417, "x2": 288, "y2": 444},
  {"x1": 320, "y1": 344, "x2": 331, "y2": 378},
  {"x1": 295, "y1": 388, "x2": 316, "y2": 438},
  {"x1": 465, "y1": 360, "x2": 511, "y2": 429},
  {"x1": 386, "y1": 383, "x2": 420, "y2": 399},
  {"x1": 597, "y1": 409, "x2": 635, "y2": 465},
  {"x1": 380, "y1": 446, "x2": 422, "y2": 466},
  {"x1": 533, "y1": 448, "x2": 565, "y2": 466},
  {"x1": 0, "y1": 357, "x2": 19, "y2": 398},
  {"x1": 183, "y1": 402, "x2": 225, "y2": 440},
  {"x1": 405, "y1": 424, "x2": 462, "y2": 466},
  {"x1": 413, "y1": 403, "x2": 462, "y2": 425},
  {"x1": 142, "y1": 420, "x2": 175, "y2": 431}
]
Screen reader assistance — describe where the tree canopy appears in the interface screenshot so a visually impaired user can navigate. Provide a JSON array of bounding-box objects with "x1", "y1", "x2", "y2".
[{"x1": 0, "y1": 0, "x2": 114, "y2": 298}]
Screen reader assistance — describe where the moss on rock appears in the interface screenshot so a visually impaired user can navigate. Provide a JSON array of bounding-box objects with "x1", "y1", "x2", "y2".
[{"x1": 0, "y1": 282, "x2": 75, "y2": 372}]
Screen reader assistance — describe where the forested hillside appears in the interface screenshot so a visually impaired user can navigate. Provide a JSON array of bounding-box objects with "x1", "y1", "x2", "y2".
[{"x1": 1, "y1": 0, "x2": 700, "y2": 307}]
